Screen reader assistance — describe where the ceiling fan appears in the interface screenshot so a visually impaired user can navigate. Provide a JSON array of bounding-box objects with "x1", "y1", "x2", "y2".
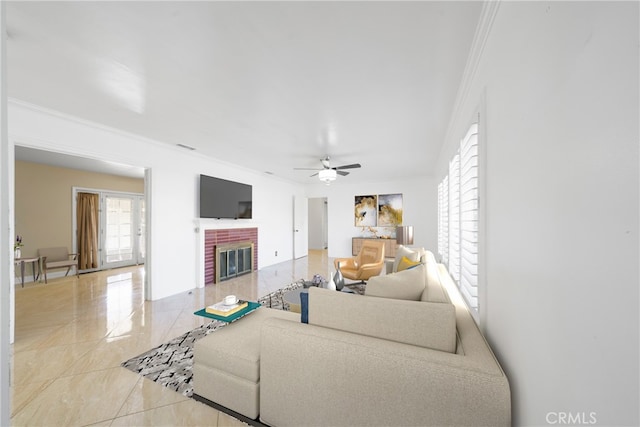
[{"x1": 294, "y1": 156, "x2": 361, "y2": 184}]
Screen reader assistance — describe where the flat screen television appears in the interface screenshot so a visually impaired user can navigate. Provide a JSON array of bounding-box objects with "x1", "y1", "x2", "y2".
[{"x1": 199, "y1": 174, "x2": 252, "y2": 219}]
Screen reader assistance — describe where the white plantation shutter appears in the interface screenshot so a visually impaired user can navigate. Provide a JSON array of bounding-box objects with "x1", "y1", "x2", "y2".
[
  {"x1": 448, "y1": 153, "x2": 460, "y2": 282},
  {"x1": 438, "y1": 179, "x2": 449, "y2": 263},
  {"x1": 459, "y1": 123, "x2": 479, "y2": 310},
  {"x1": 437, "y1": 121, "x2": 480, "y2": 315}
]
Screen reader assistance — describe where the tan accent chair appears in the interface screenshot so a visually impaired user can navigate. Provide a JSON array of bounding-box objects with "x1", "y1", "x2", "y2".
[
  {"x1": 333, "y1": 239, "x2": 386, "y2": 283},
  {"x1": 38, "y1": 247, "x2": 79, "y2": 284}
]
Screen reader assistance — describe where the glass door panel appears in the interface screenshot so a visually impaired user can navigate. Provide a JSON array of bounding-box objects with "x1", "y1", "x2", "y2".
[
  {"x1": 228, "y1": 249, "x2": 237, "y2": 277},
  {"x1": 238, "y1": 248, "x2": 246, "y2": 273},
  {"x1": 103, "y1": 195, "x2": 134, "y2": 268},
  {"x1": 219, "y1": 252, "x2": 228, "y2": 280}
]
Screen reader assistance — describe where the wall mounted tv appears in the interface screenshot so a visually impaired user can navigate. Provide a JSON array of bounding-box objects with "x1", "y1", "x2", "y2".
[{"x1": 199, "y1": 174, "x2": 252, "y2": 219}]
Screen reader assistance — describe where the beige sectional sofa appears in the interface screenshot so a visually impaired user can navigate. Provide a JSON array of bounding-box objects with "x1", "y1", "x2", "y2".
[{"x1": 193, "y1": 249, "x2": 511, "y2": 426}]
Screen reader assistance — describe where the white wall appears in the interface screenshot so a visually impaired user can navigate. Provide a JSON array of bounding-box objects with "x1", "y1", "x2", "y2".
[
  {"x1": 437, "y1": 2, "x2": 639, "y2": 425},
  {"x1": 8, "y1": 100, "x2": 304, "y2": 301},
  {"x1": 306, "y1": 176, "x2": 437, "y2": 259}
]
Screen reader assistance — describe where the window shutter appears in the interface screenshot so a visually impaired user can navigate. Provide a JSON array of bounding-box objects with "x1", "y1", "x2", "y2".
[
  {"x1": 438, "y1": 179, "x2": 448, "y2": 262},
  {"x1": 460, "y1": 123, "x2": 479, "y2": 310},
  {"x1": 448, "y1": 154, "x2": 460, "y2": 282},
  {"x1": 437, "y1": 121, "x2": 480, "y2": 315}
]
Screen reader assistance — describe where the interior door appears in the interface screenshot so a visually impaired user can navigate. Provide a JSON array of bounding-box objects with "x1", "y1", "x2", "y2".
[{"x1": 293, "y1": 196, "x2": 308, "y2": 259}]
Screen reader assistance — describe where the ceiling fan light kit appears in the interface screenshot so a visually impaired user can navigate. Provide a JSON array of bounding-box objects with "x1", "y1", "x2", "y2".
[
  {"x1": 319, "y1": 169, "x2": 337, "y2": 185},
  {"x1": 295, "y1": 156, "x2": 362, "y2": 185}
]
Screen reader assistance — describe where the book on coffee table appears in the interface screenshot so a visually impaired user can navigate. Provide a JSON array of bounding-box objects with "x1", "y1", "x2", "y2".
[
  {"x1": 205, "y1": 300, "x2": 248, "y2": 317},
  {"x1": 195, "y1": 301, "x2": 261, "y2": 323}
]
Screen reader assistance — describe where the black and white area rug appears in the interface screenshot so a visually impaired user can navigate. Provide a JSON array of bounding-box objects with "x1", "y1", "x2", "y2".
[
  {"x1": 121, "y1": 282, "x2": 304, "y2": 397},
  {"x1": 121, "y1": 280, "x2": 365, "y2": 398}
]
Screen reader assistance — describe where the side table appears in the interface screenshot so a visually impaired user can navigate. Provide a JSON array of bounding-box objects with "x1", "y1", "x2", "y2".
[
  {"x1": 282, "y1": 288, "x2": 308, "y2": 313},
  {"x1": 14, "y1": 257, "x2": 40, "y2": 288}
]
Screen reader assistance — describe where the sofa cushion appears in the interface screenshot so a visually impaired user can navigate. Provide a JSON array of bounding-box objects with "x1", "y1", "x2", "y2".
[
  {"x1": 365, "y1": 264, "x2": 426, "y2": 301},
  {"x1": 392, "y1": 245, "x2": 421, "y2": 272},
  {"x1": 194, "y1": 307, "x2": 297, "y2": 382},
  {"x1": 38, "y1": 247, "x2": 71, "y2": 262},
  {"x1": 46, "y1": 260, "x2": 78, "y2": 269},
  {"x1": 307, "y1": 287, "x2": 457, "y2": 353}
]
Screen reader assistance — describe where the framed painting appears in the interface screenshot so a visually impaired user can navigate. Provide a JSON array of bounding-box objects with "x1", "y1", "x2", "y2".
[
  {"x1": 377, "y1": 193, "x2": 403, "y2": 227},
  {"x1": 354, "y1": 195, "x2": 377, "y2": 226}
]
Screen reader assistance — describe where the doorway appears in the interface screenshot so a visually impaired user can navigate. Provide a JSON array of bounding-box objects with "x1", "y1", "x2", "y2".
[
  {"x1": 74, "y1": 188, "x2": 145, "y2": 272},
  {"x1": 308, "y1": 197, "x2": 328, "y2": 250}
]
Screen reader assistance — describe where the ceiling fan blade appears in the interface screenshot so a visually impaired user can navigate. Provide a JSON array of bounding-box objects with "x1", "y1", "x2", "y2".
[
  {"x1": 333, "y1": 163, "x2": 361, "y2": 170},
  {"x1": 337, "y1": 170, "x2": 350, "y2": 176},
  {"x1": 294, "y1": 167, "x2": 322, "y2": 171},
  {"x1": 310, "y1": 172, "x2": 319, "y2": 177}
]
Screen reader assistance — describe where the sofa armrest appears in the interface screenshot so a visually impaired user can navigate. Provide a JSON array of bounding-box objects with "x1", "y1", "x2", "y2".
[
  {"x1": 259, "y1": 318, "x2": 511, "y2": 427},
  {"x1": 308, "y1": 287, "x2": 456, "y2": 353}
]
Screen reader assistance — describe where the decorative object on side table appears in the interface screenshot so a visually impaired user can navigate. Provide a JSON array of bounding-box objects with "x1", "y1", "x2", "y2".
[
  {"x1": 325, "y1": 275, "x2": 336, "y2": 290},
  {"x1": 396, "y1": 225, "x2": 414, "y2": 245},
  {"x1": 14, "y1": 235, "x2": 23, "y2": 259},
  {"x1": 310, "y1": 274, "x2": 325, "y2": 287},
  {"x1": 298, "y1": 274, "x2": 326, "y2": 288},
  {"x1": 333, "y1": 263, "x2": 345, "y2": 291}
]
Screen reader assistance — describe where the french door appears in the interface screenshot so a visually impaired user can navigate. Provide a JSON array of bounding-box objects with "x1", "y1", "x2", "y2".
[
  {"x1": 102, "y1": 193, "x2": 145, "y2": 269},
  {"x1": 74, "y1": 188, "x2": 145, "y2": 272}
]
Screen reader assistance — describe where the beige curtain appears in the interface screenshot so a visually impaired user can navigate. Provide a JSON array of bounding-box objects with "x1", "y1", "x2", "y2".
[{"x1": 77, "y1": 192, "x2": 99, "y2": 270}]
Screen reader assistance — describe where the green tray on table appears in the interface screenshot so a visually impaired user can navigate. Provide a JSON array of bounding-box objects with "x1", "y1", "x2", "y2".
[{"x1": 194, "y1": 301, "x2": 261, "y2": 323}]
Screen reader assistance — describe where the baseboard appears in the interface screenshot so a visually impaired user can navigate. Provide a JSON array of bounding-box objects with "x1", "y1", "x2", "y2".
[{"x1": 192, "y1": 394, "x2": 269, "y2": 427}]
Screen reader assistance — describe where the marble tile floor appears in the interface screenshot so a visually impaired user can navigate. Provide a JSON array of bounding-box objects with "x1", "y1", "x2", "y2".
[{"x1": 11, "y1": 250, "x2": 335, "y2": 426}]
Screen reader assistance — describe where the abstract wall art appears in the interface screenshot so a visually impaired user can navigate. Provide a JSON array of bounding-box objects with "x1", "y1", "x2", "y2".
[
  {"x1": 354, "y1": 195, "x2": 378, "y2": 226},
  {"x1": 377, "y1": 193, "x2": 403, "y2": 227}
]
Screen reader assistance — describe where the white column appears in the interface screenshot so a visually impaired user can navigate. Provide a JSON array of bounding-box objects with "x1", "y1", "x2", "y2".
[{"x1": 0, "y1": 2, "x2": 12, "y2": 424}]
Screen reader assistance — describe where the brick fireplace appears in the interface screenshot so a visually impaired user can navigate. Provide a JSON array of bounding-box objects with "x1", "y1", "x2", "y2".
[{"x1": 204, "y1": 227, "x2": 258, "y2": 284}]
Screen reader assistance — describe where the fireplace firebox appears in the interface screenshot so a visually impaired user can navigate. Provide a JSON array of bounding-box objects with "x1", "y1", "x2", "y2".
[{"x1": 216, "y1": 242, "x2": 254, "y2": 282}]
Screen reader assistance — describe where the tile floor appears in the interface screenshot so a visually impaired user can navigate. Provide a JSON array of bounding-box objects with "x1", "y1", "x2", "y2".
[{"x1": 11, "y1": 250, "x2": 335, "y2": 426}]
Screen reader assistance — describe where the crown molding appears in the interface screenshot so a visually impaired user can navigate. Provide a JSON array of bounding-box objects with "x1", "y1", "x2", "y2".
[
  {"x1": 438, "y1": 0, "x2": 501, "y2": 168},
  {"x1": 8, "y1": 98, "x2": 174, "y2": 150}
]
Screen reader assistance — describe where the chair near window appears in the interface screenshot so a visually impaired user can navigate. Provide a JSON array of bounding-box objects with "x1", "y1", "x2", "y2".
[
  {"x1": 333, "y1": 239, "x2": 386, "y2": 284},
  {"x1": 38, "y1": 247, "x2": 79, "y2": 284}
]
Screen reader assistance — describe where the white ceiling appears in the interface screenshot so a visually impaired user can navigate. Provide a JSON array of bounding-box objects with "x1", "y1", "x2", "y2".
[{"x1": 6, "y1": 1, "x2": 482, "y2": 184}]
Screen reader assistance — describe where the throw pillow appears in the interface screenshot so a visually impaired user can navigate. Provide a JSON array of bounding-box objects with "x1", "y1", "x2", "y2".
[
  {"x1": 365, "y1": 264, "x2": 426, "y2": 301},
  {"x1": 397, "y1": 256, "x2": 422, "y2": 272},
  {"x1": 393, "y1": 245, "x2": 421, "y2": 273},
  {"x1": 300, "y1": 290, "x2": 309, "y2": 324}
]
